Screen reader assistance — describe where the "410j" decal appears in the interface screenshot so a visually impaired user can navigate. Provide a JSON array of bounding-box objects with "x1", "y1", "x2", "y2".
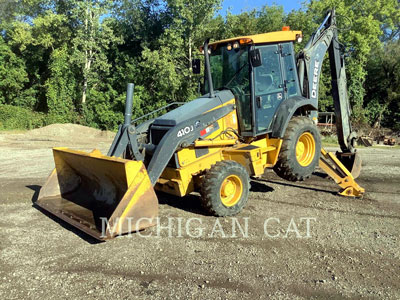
[{"x1": 177, "y1": 125, "x2": 194, "y2": 138}]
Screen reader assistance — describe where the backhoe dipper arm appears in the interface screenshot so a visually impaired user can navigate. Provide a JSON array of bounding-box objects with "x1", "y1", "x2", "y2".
[{"x1": 298, "y1": 9, "x2": 357, "y2": 153}]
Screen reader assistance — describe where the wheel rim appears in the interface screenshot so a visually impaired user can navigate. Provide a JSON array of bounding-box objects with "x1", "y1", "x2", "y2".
[
  {"x1": 220, "y1": 175, "x2": 243, "y2": 207},
  {"x1": 296, "y1": 132, "x2": 315, "y2": 167}
]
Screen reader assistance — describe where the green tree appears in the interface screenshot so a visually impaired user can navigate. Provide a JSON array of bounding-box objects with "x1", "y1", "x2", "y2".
[
  {"x1": 5, "y1": 7, "x2": 71, "y2": 110},
  {"x1": 365, "y1": 40, "x2": 400, "y2": 129},
  {"x1": 307, "y1": 0, "x2": 400, "y2": 121},
  {"x1": 67, "y1": 0, "x2": 122, "y2": 105},
  {"x1": 223, "y1": 10, "x2": 259, "y2": 37},
  {"x1": 45, "y1": 45, "x2": 77, "y2": 121},
  {"x1": 0, "y1": 36, "x2": 28, "y2": 105},
  {"x1": 0, "y1": 0, "x2": 399, "y2": 131},
  {"x1": 136, "y1": 0, "x2": 221, "y2": 106},
  {"x1": 256, "y1": 5, "x2": 286, "y2": 33},
  {"x1": 166, "y1": 0, "x2": 221, "y2": 72}
]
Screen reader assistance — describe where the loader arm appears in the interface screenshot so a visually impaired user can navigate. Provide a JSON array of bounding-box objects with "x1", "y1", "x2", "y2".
[
  {"x1": 146, "y1": 104, "x2": 235, "y2": 185},
  {"x1": 297, "y1": 9, "x2": 357, "y2": 154},
  {"x1": 108, "y1": 103, "x2": 235, "y2": 185}
]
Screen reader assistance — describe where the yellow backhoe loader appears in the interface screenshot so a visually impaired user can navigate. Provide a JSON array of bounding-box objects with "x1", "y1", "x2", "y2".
[{"x1": 36, "y1": 9, "x2": 364, "y2": 240}]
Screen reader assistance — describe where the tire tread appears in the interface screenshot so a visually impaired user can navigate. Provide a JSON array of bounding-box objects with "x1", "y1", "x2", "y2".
[
  {"x1": 200, "y1": 160, "x2": 250, "y2": 216},
  {"x1": 274, "y1": 117, "x2": 321, "y2": 182}
]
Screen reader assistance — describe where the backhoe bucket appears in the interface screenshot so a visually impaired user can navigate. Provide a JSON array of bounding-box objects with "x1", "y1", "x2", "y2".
[
  {"x1": 36, "y1": 148, "x2": 158, "y2": 240},
  {"x1": 336, "y1": 152, "x2": 362, "y2": 179}
]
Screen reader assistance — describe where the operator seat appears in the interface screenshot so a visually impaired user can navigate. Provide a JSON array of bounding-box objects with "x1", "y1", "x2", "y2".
[{"x1": 256, "y1": 69, "x2": 273, "y2": 95}]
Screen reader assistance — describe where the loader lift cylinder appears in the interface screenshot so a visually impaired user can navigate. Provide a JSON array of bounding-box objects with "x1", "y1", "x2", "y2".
[
  {"x1": 124, "y1": 83, "x2": 134, "y2": 126},
  {"x1": 204, "y1": 38, "x2": 215, "y2": 98},
  {"x1": 107, "y1": 83, "x2": 144, "y2": 161}
]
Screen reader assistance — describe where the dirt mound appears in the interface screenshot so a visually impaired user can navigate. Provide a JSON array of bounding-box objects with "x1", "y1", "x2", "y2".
[{"x1": 26, "y1": 124, "x2": 115, "y2": 140}]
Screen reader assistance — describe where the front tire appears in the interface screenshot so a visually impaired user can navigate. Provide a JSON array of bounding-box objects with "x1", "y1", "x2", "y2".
[
  {"x1": 274, "y1": 117, "x2": 321, "y2": 181},
  {"x1": 200, "y1": 161, "x2": 250, "y2": 216}
]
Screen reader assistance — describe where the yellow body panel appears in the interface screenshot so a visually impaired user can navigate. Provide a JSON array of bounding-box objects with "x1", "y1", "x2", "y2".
[
  {"x1": 155, "y1": 99, "x2": 284, "y2": 196},
  {"x1": 156, "y1": 150, "x2": 224, "y2": 196},
  {"x1": 156, "y1": 136, "x2": 283, "y2": 197},
  {"x1": 248, "y1": 137, "x2": 283, "y2": 167},
  {"x1": 156, "y1": 98, "x2": 238, "y2": 196},
  {"x1": 208, "y1": 30, "x2": 302, "y2": 47},
  {"x1": 223, "y1": 145, "x2": 264, "y2": 176}
]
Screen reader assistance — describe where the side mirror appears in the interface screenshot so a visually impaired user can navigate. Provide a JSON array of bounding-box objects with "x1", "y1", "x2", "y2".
[
  {"x1": 192, "y1": 59, "x2": 201, "y2": 74},
  {"x1": 250, "y1": 49, "x2": 262, "y2": 68}
]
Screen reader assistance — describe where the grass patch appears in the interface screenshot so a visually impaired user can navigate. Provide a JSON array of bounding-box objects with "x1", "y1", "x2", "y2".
[
  {"x1": 372, "y1": 145, "x2": 400, "y2": 149},
  {"x1": 0, "y1": 104, "x2": 46, "y2": 130},
  {"x1": 321, "y1": 135, "x2": 339, "y2": 147},
  {"x1": 0, "y1": 129, "x2": 28, "y2": 134},
  {"x1": 322, "y1": 142, "x2": 339, "y2": 147}
]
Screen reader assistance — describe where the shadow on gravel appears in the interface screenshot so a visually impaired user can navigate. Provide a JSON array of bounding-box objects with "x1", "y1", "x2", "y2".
[
  {"x1": 250, "y1": 180, "x2": 274, "y2": 193},
  {"x1": 157, "y1": 192, "x2": 211, "y2": 216},
  {"x1": 313, "y1": 171, "x2": 329, "y2": 179},
  {"x1": 157, "y1": 181, "x2": 275, "y2": 215},
  {"x1": 255, "y1": 178, "x2": 337, "y2": 195},
  {"x1": 249, "y1": 181, "x2": 400, "y2": 220},
  {"x1": 26, "y1": 185, "x2": 102, "y2": 244},
  {"x1": 27, "y1": 184, "x2": 41, "y2": 203},
  {"x1": 263, "y1": 196, "x2": 400, "y2": 220}
]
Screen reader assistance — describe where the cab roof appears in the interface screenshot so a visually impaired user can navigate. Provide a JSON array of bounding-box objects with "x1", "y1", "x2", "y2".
[{"x1": 208, "y1": 30, "x2": 302, "y2": 47}]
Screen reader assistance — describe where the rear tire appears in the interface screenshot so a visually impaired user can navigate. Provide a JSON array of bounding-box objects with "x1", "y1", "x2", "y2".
[
  {"x1": 274, "y1": 117, "x2": 321, "y2": 181},
  {"x1": 200, "y1": 161, "x2": 250, "y2": 216}
]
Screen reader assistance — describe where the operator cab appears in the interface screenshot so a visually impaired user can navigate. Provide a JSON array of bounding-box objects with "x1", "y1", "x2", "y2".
[{"x1": 204, "y1": 30, "x2": 303, "y2": 137}]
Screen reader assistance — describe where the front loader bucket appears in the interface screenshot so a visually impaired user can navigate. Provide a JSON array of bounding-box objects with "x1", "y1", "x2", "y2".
[
  {"x1": 36, "y1": 148, "x2": 158, "y2": 240},
  {"x1": 336, "y1": 151, "x2": 362, "y2": 179}
]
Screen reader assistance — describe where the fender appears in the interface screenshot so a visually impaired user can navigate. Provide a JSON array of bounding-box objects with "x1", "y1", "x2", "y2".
[{"x1": 270, "y1": 96, "x2": 317, "y2": 138}]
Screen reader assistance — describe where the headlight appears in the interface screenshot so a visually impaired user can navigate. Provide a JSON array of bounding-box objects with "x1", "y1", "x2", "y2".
[{"x1": 296, "y1": 34, "x2": 303, "y2": 43}]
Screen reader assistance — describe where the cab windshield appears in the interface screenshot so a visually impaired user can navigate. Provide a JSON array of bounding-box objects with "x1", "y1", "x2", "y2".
[{"x1": 207, "y1": 44, "x2": 252, "y2": 131}]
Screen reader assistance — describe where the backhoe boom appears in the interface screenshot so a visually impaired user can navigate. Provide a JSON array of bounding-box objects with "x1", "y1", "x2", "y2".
[{"x1": 298, "y1": 9, "x2": 357, "y2": 153}]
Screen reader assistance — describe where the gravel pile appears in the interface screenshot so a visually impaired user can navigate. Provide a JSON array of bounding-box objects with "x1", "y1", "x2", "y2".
[{"x1": 26, "y1": 124, "x2": 115, "y2": 141}]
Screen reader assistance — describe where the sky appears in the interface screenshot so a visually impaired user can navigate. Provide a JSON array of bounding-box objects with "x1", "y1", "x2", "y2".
[{"x1": 219, "y1": 0, "x2": 304, "y2": 15}]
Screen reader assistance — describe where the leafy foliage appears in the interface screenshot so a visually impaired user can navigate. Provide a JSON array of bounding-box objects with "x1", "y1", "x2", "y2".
[
  {"x1": 0, "y1": 36, "x2": 28, "y2": 106},
  {"x1": 45, "y1": 45, "x2": 77, "y2": 116},
  {"x1": 0, "y1": 104, "x2": 45, "y2": 130},
  {"x1": 0, "y1": 0, "x2": 399, "y2": 130},
  {"x1": 365, "y1": 40, "x2": 400, "y2": 129}
]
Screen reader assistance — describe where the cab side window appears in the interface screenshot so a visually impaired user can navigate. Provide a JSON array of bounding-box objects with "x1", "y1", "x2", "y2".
[
  {"x1": 254, "y1": 45, "x2": 284, "y2": 133},
  {"x1": 282, "y1": 43, "x2": 300, "y2": 97},
  {"x1": 255, "y1": 45, "x2": 283, "y2": 97}
]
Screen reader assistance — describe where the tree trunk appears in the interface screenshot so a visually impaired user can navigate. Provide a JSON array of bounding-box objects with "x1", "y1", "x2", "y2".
[
  {"x1": 81, "y1": 6, "x2": 92, "y2": 105},
  {"x1": 188, "y1": 35, "x2": 192, "y2": 80},
  {"x1": 82, "y1": 77, "x2": 87, "y2": 104}
]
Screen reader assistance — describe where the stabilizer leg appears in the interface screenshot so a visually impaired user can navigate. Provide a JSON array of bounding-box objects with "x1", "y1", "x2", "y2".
[{"x1": 319, "y1": 148, "x2": 365, "y2": 197}]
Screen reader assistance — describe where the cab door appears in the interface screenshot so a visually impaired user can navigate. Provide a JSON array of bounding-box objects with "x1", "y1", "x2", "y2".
[{"x1": 253, "y1": 44, "x2": 285, "y2": 134}]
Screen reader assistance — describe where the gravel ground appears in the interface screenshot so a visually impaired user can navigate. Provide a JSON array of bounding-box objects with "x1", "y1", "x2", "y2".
[{"x1": 0, "y1": 125, "x2": 399, "y2": 299}]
